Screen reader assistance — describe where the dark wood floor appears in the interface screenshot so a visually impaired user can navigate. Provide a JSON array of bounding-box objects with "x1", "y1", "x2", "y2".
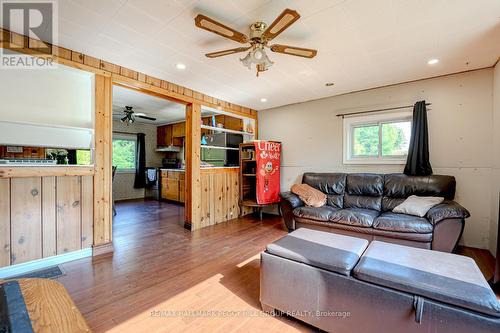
[{"x1": 56, "y1": 199, "x2": 498, "y2": 332}]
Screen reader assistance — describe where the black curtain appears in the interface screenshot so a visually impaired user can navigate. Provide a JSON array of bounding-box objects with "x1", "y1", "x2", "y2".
[
  {"x1": 134, "y1": 133, "x2": 146, "y2": 188},
  {"x1": 404, "y1": 101, "x2": 433, "y2": 176}
]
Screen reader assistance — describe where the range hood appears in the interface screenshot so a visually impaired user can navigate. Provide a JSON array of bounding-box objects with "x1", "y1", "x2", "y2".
[{"x1": 156, "y1": 145, "x2": 181, "y2": 152}]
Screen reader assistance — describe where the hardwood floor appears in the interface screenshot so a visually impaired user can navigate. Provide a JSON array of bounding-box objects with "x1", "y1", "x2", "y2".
[{"x1": 56, "y1": 199, "x2": 498, "y2": 332}]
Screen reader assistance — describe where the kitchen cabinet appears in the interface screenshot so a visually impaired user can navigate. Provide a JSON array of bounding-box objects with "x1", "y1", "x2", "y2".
[
  {"x1": 157, "y1": 124, "x2": 182, "y2": 147},
  {"x1": 161, "y1": 170, "x2": 185, "y2": 203},
  {"x1": 201, "y1": 115, "x2": 243, "y2": 132},
  {"x1": 172, "y1": 122, "x2": 185, "y2": 138},
  {"x1": 162, "y1": 178, "x2": 179, "y2": 201}
]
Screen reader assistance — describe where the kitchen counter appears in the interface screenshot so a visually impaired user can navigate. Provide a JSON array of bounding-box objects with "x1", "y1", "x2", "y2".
[{"x1": 0, "y1": 165, "x2": 94, "y2": 178}]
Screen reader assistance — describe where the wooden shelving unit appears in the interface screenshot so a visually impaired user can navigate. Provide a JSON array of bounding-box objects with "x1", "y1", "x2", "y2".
[{"x1": 239, "y1": 143, "x2": 272, "y2": 220}]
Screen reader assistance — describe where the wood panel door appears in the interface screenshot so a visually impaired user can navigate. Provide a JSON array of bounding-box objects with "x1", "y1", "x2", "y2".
[
  {"x1": 0, "y1": 179, "x2": 10, "y2": 266},
  {"x1": 172, "y1": 122, "x2": 185, "y2": 138},
  {"x1": 10, "y1": 177, "x2": 42, "y2": 265},
  {"x1": 162, "y1": 179, "x2": 179, "y2": 201},
  {"x1": 56, "y1": 176, "x2": 82, "y2": 254},
  {"x1": 179, "y1": 180, "x2": 185, "y2": 203}
]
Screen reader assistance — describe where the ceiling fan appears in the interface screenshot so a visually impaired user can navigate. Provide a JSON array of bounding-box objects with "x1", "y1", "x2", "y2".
[
  {"x1": 194, "y1": 8, "x2": 317, "y2": 76},
  {"x1": 113, "y1": 106, "x2": 157, "y2": 125}
]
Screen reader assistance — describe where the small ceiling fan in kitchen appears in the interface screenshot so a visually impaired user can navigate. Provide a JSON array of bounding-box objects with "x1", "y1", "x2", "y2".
[
  {"x1": 113, "y1": 106, "x2": 157, "y2": 125},
  {"x1": 194, "y1": 8, "x2": 318, "y2": 77}
]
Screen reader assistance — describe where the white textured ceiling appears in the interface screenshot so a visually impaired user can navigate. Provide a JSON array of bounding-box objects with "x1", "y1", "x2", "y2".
[
  {"x1": 112, "y1": 85, "x2": 215, "y2": 124},
  {"x1": 3, "y1": 0, "x2": 500, "y2": 110}
]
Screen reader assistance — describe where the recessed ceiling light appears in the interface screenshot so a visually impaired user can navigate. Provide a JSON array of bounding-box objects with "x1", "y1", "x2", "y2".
[
  {"x1": 427, "y1": 58, "x2": 439, "y2": 65},
  {"x1": 176, "y1": 63, "x2": 186, "y2": 70},
  {"x1": 325, "y1": 82, "x2": 335, "y2": 87},
  {"x1": 260, "y1": 98, "x2": 267, "y2": 103}
]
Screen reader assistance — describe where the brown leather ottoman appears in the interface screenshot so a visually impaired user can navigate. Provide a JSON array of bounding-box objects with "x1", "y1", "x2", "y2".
[{"x1": 260, "y1": 228, "x2": 500, "y2": 332}]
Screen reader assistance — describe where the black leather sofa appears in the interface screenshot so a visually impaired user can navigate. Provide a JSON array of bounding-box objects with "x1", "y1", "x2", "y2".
[{"x1": 279, "y1": 173, "x2": 470, "y2": 252}]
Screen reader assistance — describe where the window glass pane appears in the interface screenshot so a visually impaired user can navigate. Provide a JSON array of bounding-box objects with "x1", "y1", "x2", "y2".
[
  {"x1": 76, "y1": 150, "x2": 91, "y2": 165},
  {"x1": 381, "y1": 121, "x2": 411, "y2": 156},
  {"x1": 352, "y1": 125, "x2": 379, "y2": 156},
  {"x1": 112, "y1": 139, "x2": 136, "y2": 170}
]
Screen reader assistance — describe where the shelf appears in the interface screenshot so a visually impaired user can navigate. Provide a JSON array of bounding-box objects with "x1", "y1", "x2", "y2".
[
  {"x1": 242, "y1": 173, "x2": 256, "y2": 177},
  {"x1": 201, "y1": 145, "x2": 239, "y2": 151},
  {"x1": 201, "y1": 125, "x2": 254, "y2": 136},
  {"x1": 242, "y1": 159, "x2": 256, "y2": 162},
  {"x1": 241, "y1": 199, "x2": 261, "y2": 207}
]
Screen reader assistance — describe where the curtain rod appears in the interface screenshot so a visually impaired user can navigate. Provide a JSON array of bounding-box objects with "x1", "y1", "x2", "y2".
[{"x1": 336, "y1": 103, "x2": 431, "y2": 118}]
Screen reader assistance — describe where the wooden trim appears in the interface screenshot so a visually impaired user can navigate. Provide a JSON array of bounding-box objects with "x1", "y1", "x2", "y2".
[
  {"x1": 0, "y1": 28, "x2": 257, "y2": 119},
  {"x1": 0, "y1": 166, "x2": 94, "y2": 178},
  {"x1": 92, "y1": 242, "x2": 114, "y2": 257},
  {"x1": 93, "y1": 75, "x2": 113, "y2": 247},
  {"x1": 185, "y1": 103, "x2": 202, "y2": 230}
]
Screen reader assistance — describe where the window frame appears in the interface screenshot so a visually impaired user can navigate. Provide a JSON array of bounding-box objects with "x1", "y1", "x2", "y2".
[
  {"x1": 343, "y1": 111, "x2": 412, "y2": 165},
  {"x1": 112, "y1": 133, "x2": 137, "y2": 173}
]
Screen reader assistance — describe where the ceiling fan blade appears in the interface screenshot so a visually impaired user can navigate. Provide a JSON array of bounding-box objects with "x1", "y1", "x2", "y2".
[
  {"x1": 270, "y1": 44, "x2": 317, "y2": 58},
  {"x1": 206, "y1": 47, "x2": 251, "y2": 58},
  {"x1": 262, "y1": 9, "x2": 300, "y2": 41},
  {"x1": 195, "y1": 14, "x2": 248, "y2": 44},
  {"x1": 137, "y1": 115, "x2": 157, "y2": 121}
]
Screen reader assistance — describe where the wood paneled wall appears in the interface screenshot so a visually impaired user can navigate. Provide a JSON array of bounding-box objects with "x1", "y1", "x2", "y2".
[
  {"x1": 0, "y1": 176, "x2": 93, "y2": 267},
  {"x1": 199, "y1": 168, "x2": 240, "y2": 229}
]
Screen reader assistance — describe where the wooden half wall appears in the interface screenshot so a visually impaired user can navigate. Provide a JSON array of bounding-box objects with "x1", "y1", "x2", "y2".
[{"x1": 0, "y1": 175, "x2": 93, "y2": 266}]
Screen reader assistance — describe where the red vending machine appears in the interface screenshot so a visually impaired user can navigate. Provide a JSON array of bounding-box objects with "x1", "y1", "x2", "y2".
[{"x1": 254, "y1": 141, "x2": 282, "y2": 205}]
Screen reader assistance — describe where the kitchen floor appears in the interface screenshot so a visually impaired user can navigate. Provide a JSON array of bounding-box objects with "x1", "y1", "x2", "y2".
[{"x1": 55, "y1": 199, "x2": 498, "y2": 333}]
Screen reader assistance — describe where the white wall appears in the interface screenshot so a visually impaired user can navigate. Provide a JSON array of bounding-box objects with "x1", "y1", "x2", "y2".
[
  {"x1": 0, "y1": 65, "x2": 94, "y2": 129},
  {"x1": 112, "y1": 120, "x2": 163, "y2": 201},
  {"x1": 491, "y1": 62, "x2": 500, "y2": 255},
  {"x1": 259, "y1": 68, "x2": 495, "y2": 250}
]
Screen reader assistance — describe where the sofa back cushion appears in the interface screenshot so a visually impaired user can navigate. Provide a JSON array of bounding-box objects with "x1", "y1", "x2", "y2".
[
  {"x1": 344, "y1": 174, "x2": 383, "y2": 211},
  {"x1": 382, "y1": 174, "x2": 456, "y2": 211},
  {"x1": 302, "y1": 173, "x2": 346, "y2": 208}
]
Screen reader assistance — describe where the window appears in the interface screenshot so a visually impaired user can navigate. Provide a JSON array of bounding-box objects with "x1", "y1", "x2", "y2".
[
  {"x1": 112, "y1": 135, "x2": 137, "y2": 171},
  {"x1": 343, "y1": 111, "x2": 412, "y2": 164}
]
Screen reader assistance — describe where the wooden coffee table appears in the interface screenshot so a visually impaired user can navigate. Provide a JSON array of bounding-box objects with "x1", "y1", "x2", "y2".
[{"x1": 1, "y1": 278, "x2": 90, "y2": 333}]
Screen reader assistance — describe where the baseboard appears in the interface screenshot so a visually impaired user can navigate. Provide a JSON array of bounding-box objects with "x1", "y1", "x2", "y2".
[
  {"x1": 92, "y1": 242, "x2": 114, "y2": 256},
  {"x1": 0, "y1": 248, "x2": 92, "y2": 279}
]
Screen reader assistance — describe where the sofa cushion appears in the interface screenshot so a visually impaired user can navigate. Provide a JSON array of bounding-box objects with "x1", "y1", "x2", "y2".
[
  {"x1": 330, "y1": 208, "x2": 379, "y2": 227},
  {"x1": 302, "y1": 173, "x2": 346, "y2": 195},
  {"x1": 326, "y1": 194, "x2": 343, "y2": 209},
  {"x1": 344, "y1": 174, "x2": 383, "y2": 210},
  {"x1": 373, "y1": 212, "x2": 433, "y2": 233},
  {"x1": 353, "y1": 241, "x2": 500, "y2": 317},
  {"x1": 344, "y1": 194, "x2": 382, "y2": 211},
  {"x1": 346, "y1": 174, "x2": 384, "y2": 196},
  {"x1": 384, "y1": 174, "x2": 456, "y2": 199},
  {"x1": 266, "y1": 228, "x2": 369, "y2": 276},
  {"x1": 293, "y1": 206, "x2": 338, "y2": 222}
]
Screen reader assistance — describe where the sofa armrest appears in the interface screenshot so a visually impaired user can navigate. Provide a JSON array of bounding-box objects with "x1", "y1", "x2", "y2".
[
  {"x1": 279, "y1": 192, "x2": 304, "y2": 231},
  {"x1": 279, "y1": 191, "x2": 304, "y2": 209},
  {"x1": 426, "y1": 200, "x2": 470, "y2": 225}
]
